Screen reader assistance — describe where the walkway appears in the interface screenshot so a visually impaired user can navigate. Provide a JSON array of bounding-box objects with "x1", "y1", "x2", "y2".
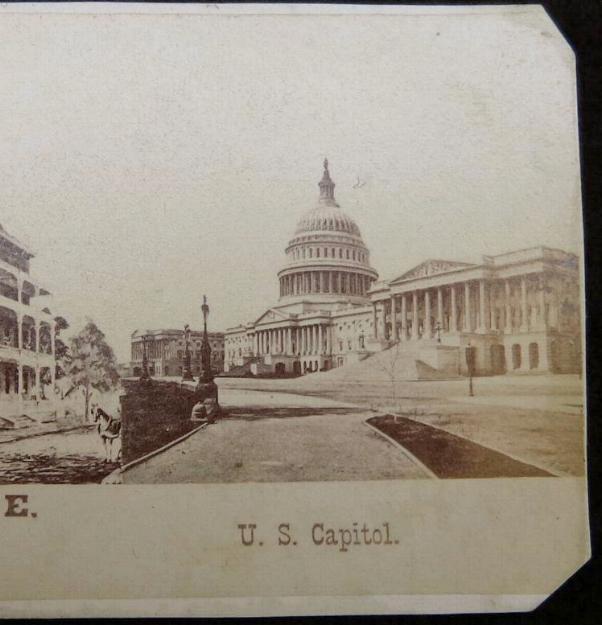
[{"x1": 124, "y1": 389, "x2": 430, "y2": 483}]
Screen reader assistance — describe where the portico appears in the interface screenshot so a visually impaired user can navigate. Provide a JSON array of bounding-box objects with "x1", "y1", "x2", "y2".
[{"x1": 371, "y1": 248, "x2": 580, "y2": 375}]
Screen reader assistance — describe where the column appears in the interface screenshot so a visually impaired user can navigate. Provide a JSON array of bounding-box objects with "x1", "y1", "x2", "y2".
[
  {"x1": 478, "y1": 279, "x2": 487, "y2": 331},
  {"x1": 254, "y1": 333, "x2": 258, "y2": 355},
  {"x1": 489, "y1": 286, "x2": 497, "y2": 331},
  {"x1": 372, "y1": 303, "x2": 378, "y2": 338},
  {"x1": 35, "y1": 321, "x2": 41, "y2": 352},
  {"x1": 312, "y1": 325, "x2": 317, "y2": 354},
  {"x1": 325, "y1": 325, "x2": 331, "y2": 354},
  {"x1": 35, "y1": 366, "x2": 41, "y2": 398},
  {"x1": 520, "y1": 276, "x2": 528, "y2": 332},
  {"x1": 17, "y1": 364, "x2": 23, "y2": 398},
  {"x1": 17, "y1": 314, "x2": 22, "y2": 349},
  {"x1": 464, "y1": 282, "x2": 471, "y2": 331},
  {"x1": 437, "y1": 288, "x2": 443, "y2": 332},
  {"x1": 401, "y1": 294, "x2": 407, "y2": 341},
  {"x1": 539, "y1": 278, "x2": 547, "y2": 329},
  {"x1": 300, "y1": 327, "x2": 305, "y2": 354},
  {"x1": 390, "y1": 295, "x2": 398, "y2": 340},
  {"x1": 318, "y1": 325, "x2": 323, "y2": 355},
  {"x1": 411, "y1": 291, "x2": 418, "y2": 339},
  {"x1": 504, "y1": 280, "x2": 512, "y2": 332},
  {"x1": 450, "y1": 285, "x2": 457, "y2": 332},
  {"x1": 425, "y1": 290, "x2": 432, "y2": 338}
]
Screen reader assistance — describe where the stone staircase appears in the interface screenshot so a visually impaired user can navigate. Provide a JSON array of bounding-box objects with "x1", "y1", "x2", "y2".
[
  {"x1": 307, "y1": 340, "x2": 461, "y2": 385},
  {"x1": 219, "y1": 357, "x2": 261, "y2": 377}
]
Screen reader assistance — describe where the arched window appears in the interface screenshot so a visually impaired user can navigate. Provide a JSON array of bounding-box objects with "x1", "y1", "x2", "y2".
[
  {"x1": 309, "y1": 248, "x2": 313, "y2": 258},
  {"x1": 316, "y1": 248, "x2": 320, "y2": 258},
  {"x1": 352, "y1": 250, "x2": 356, "y2": 260},
  {"x1": 346, "y1": 249, "x2": 350, "y2": 259}
]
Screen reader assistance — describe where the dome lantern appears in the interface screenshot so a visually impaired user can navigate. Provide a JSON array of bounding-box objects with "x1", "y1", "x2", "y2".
[{"x1": 318, "y1": 157, "x2": 336, "y2": 205}]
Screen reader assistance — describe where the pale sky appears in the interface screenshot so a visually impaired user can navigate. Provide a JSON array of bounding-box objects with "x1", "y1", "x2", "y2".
[{"x1": 0, "y1": 6, "x2": 581, "y2": 361}]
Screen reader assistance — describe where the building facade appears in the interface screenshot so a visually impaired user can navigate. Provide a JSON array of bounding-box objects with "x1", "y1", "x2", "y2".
[
  {"x1": 130, "y1": 329, "x2": 225, "y2": 378},
  {"x1": 224, "y1": 161, "x2": 581, "y2": 378},
  {"x1": 0, "y1": 223, "x2": 60, "y2": 419}
]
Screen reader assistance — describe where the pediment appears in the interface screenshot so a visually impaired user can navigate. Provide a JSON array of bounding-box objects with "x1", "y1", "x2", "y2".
[
  {"x1": 254, "y1": 308, "x2": 292, "y2": 325},
  {"x1": 391, "y1": 259, "x2": 475, "y2": 283}
]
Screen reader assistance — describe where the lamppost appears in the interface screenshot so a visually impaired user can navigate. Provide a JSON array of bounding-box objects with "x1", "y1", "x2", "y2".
[
  {"x1": 192, "y1": 294, "x2": 220, "y2": 420},
  {"x1": 435, "y1": 322, "x2": 442, "y2": 344},
  {"x1": 182, "y1": 324, "x2": 194, "y2": 381},
  {"x1": 140, "y1": 332, "x2": 153, "y2": 380},
  {"x1": 465, "y1": 341, "x2": 476, "y2": 397},
  {"x1": 198, "y1": 295, "x2": 213, "y2": 384}
]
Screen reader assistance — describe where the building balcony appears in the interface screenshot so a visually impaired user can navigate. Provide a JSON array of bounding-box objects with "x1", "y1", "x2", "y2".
[
  {"x1": 0, "y1": 291, "x2": 54, "y2": 323},
  {"x1": 0, "y1": 344, "x2": 55, "y2": 366}
]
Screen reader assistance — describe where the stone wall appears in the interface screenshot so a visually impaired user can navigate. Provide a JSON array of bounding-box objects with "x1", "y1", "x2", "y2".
[{"x1": 120, "y1": 379, "x2": 200, "y2": 464}]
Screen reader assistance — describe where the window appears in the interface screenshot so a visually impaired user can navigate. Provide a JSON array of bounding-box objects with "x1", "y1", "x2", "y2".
[
  {"x1": 309, "y1": 248, "x2": 313, "y2": 258},
  {"x1": 346, "y1": 249, "x2": 350, "y2": 259},
  {"x1": 324, "y1": 248, "x2": 328, "y2": 257},
  {"x1": 316, "y1": 248, "x2": 320, "y2": 257},
  {"x1": 339, "y1": 249, "x2": 342, "y2": 258}
]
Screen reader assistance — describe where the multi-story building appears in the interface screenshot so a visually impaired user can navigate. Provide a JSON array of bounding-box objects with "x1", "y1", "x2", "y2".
[
  {"x1": 224, "y1": 160, "x2": 581, "y2": 377},
  {"x1": 0, "y1": 222, "x2": 60, "y2": 420},
  {"x1": 130, "y1": 329, "x2": 225, "y2": 378}
]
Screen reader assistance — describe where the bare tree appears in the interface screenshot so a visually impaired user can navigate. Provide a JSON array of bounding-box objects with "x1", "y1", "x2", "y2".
[{"x1": 376, "y1": 340, "x2": 402, "y2": 420}]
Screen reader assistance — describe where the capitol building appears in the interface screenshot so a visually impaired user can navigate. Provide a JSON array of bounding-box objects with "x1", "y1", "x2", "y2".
[{"x1": 224, "y1": 160, "x2": 581, "y2": 378}]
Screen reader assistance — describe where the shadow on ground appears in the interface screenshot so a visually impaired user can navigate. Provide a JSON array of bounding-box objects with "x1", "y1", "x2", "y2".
[{"x1": 224, "y1": 406, "x2": 369, "y2": 420}]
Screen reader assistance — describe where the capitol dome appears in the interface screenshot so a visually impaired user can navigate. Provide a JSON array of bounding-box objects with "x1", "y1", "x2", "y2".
[
  {"x1": 294, "y1": 204, "x2": 361, "y2": 237},
  {"x1": 277, "y1": 159, "x2": 378, "y2": 304}
]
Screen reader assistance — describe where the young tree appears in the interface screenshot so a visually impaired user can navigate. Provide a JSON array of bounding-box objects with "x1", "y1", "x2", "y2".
[
  {"x1": 377, "y1": 340, "x2": 402, "y2": 419},
  {"x1": 67, "y1": 320, "x2": 120, "y2": 421},
  {"x1": 54, "y1": 315, "x2": 70, "y2": 380}
]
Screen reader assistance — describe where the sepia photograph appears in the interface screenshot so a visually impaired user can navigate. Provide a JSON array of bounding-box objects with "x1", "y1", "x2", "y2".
[{"x1": 0, "y1": 2, "x2": 590, "y2": 617}]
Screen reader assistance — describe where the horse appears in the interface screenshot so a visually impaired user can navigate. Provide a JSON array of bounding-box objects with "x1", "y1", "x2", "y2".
[{"x1": 94, "y1": 407, "x2": 122, "y2": 463}]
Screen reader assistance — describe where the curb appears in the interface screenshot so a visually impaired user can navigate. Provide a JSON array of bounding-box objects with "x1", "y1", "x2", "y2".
[
  {"x1": 363, "y1": 418, "x2": 438, "y2": 480},
  {"x1": 101, "y1": 422, "x2": 209, "y2": 484}
]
